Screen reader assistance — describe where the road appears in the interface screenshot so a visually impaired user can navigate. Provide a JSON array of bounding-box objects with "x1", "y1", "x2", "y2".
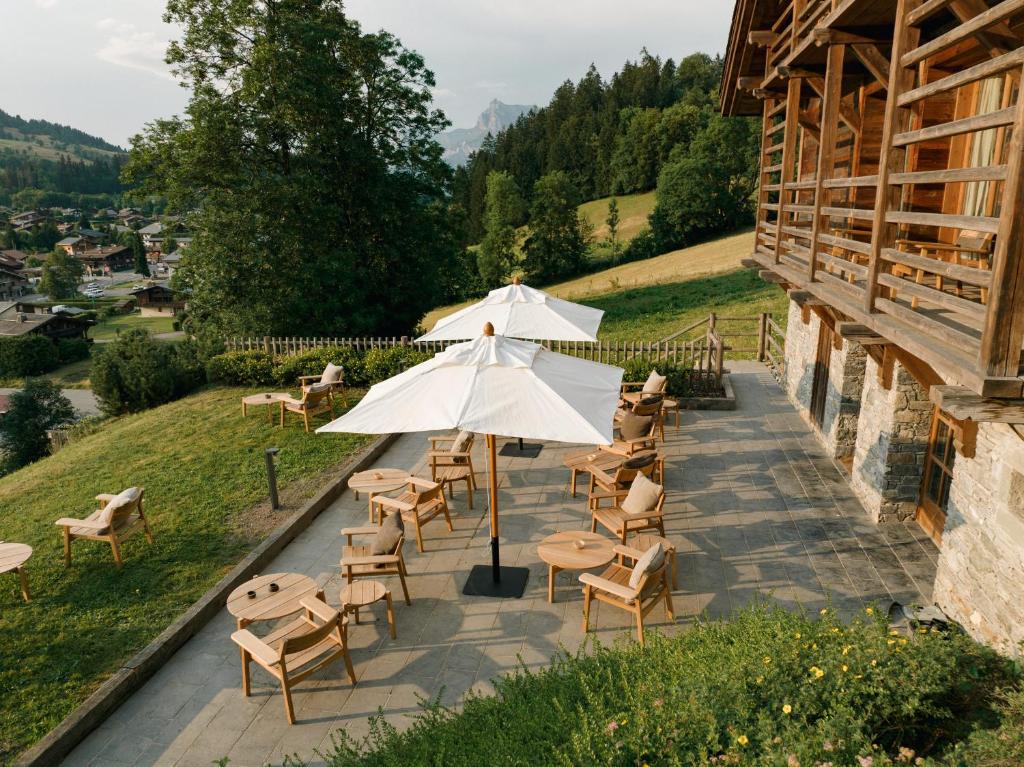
[{"x1": 0, "y1": 388, "x2": 100, "y2": 418}]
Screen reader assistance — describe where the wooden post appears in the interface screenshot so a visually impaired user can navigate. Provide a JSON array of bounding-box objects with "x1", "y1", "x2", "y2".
[
  {"x1": 486, "y1": 433, "x2": 500, "y2": 582},
  {"x1": 757, "y1": 313, "x2": 768, "y2": 361},
  {"x1": 775, "y1": 78, "x2": 803, "y2": 264},
  {"x1": 808, "y1": 43, "x2": 846, "y2": 282},
  {"x1": 865, "y1": 0, "x2": 921, "y2": 313},
  {"x1": 980, "y1": 63, "x2": 1024, "y2": 377}
]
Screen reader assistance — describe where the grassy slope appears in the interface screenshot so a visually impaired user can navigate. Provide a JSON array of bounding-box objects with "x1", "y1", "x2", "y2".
[
  {"x1": 0, "y1": 387, "x2": 370, "y2": 763},
  {"x1": 422, "y1": 229, "x2": 782, "y2": 341},
  {"x1": 578, "y1": 190, "x2": 656, "y2": 242}
]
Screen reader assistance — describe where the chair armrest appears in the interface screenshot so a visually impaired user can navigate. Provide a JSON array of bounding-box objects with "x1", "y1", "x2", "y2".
[
  {"x1": 896, "y1": 239, "x2": 989, "y2": 253},
  {"x1": 579, "y1": 573, "x2": 639, "y2": 601},
  {"x1": 373, "y1": 495, "x2": 414, "y2": 512},
  {"x1": 279, "y1": 395, "x2": 304, "y2": 406},
  {"x1": 622, "y1": 505, "x2": 663, "y2": 521},
  {"x1": 298, "y1": 375, "x2": 321, "y2": 384},
  {"x1": 55, "y1": 516, "x2": 106, "y2": 530},
  {"x1": 407, "y1": 477, "x2": 440, "y2": 492},
  {"x1": 95, "y1": 493, "x2": 117, "y2": 504},
  {"x1": 589, "y1": 489, "x2": 628, "y2": 502},
  {"x1": 613, "y1": 544, "x2": 645, "y2": 561},
  {"x1": 428, "y1": 436, "x2": 454, "y2": 446},
  {"x1": 231, "y1": 629, "x2": 281, "y2": 666},
  {"x1": 341, "y1": 554, "x2": 400, "y2": 567},
  {"x1": 301, "y1": 597, "x2": 338, "y2": 624},
  {"x1": 341, "y1": 526, "x2": 380, "y2": 537},
  {"x1": 427, "y1": 451, "x2": 472, "y2": 460},
  {"x1": 589, "y1": 466, "x2": 616, "y2": 486}
]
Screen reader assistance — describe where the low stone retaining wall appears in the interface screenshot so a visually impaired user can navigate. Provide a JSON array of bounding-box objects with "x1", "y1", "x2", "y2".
[
  {"x1": 677, "y1": 373, "x2": 737, "y2": 411},
  {"x1": 15, "y1": 432, "x2": 399, "y2": 767}
]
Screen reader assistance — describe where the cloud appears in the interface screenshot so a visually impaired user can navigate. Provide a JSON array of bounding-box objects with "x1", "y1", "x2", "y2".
[
  {"x1": 33, "y1": 0, "x2": 58, "y2": 7},
  {"x1": 474, "y1": 80, "x2": 507, "y2": 90},
  {"x1": 95, "y1": 17, "x2": 118, "y2": 31},
  {"x1": 431, "y1": 87, "x2": 457, "y2": 99},
  {"x1": 96, "y1": 23, "x2": 175, "y2": 81}
]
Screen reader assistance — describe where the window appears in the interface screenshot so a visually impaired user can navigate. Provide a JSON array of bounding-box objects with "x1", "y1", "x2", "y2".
[{"x1": 916, "y1": 406, "x2": 957, "y2": 545}]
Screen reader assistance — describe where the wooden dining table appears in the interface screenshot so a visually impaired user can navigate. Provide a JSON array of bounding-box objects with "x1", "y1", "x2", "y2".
[
  {"x1": 226, "y1": 572, "x2": 322, "y2": 630},
  {"x1": 537, "y1": 531, "x2": 616, "y2": 603}
]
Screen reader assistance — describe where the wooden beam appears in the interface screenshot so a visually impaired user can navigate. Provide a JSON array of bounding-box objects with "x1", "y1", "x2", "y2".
[
  {"x1": 850, "y1": 44, "x2": 891, "y2": 88},
  {"x1": 737, "y1": 76, "x2": 761, "y2": 91},
  {"x1": 808, "y1": 44, "x2": 845, "y2": 283},
  {"x1": 836, "y1": 322, "x2": 886, "y2": 344},
  {"x1": 748, "y1": 30, "x2": 776, "y2": 47},
  {"x1": 797, "y1": 110, "x2": 822, "y2": 138},
  {"x1": 788, "y1": 289, "x2": 827, "y2": 306},
  {"x1": 813, "y1": 28, "x2": 885, "y2": 47},
  {"x1": 777, "y1": 66, "x2": 822, "y2": 80},
  {"x1": 879, "y1": 346, "x2": 896, "y2": 389},
  {"x1": 931, "y1": 384, "x2": 1024, "y2": 423},
  {"x1": 804, "y1": 77, "x2": 861, "y2": 134},
  {"x1": 775, "y1": 78, "x2": 802, "y2": 266}
]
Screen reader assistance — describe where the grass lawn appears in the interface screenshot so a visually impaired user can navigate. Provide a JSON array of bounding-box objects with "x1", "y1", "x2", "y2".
[
  {"x1": 0, "y1": 353, "x2": 95, "y2": 390},
  {"x1": 577, "y1": 190, "x2": 656, "y2": 243},
  {"x1": 0, "y1": 387, "x2": 371, "y2": 763},
  {"x1": 91, "y1": 313, "x2": 176, "y2": 341}
]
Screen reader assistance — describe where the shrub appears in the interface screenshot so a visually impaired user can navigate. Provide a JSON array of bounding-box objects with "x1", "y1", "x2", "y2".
[
  {"x1": 56, "y1": 337, "x2": 90, "y2": 364},
  {"x1": 620, "y1": 227, "x2": 659, "y2": 264},
  {"x1": 92, "y1": 330, "x2": 203, "y2": 414},
  {"x1": 0, "y1": 335, "x2": 60, "y2": 377},
  {"x1": 275, "y1": 346, "x2": 367, "y2": 388},
  {"x1": 298, "y1": 604, "x2": 1018, "y2": 767},
  {"x1": 362, "y1": 346, "x2": 431, "y2": 384},
  {"x1": 620, "y1": 356, "x2": 723, "y2": 398},
  {"x1": 205, "y1": 350, "x2": 276, "y2": 386},
  {"x1": 0, "y1": 379, "x2": 76, "y2": 472}
]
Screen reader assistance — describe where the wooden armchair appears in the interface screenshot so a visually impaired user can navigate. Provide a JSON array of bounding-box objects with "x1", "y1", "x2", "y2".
[
  {"x1": 339, "y1": 521, "x2": 411, "y2": 604},
  {"x1": 428, "y1": 432, "x2": 478, "y2": 508},
  {"x1": 580, "y1": 543, "x2": 674, "y2": 646},
  {"x1": 371, "y1": 477, "x2": 453, "y2": 553},
  {"x1": 279, "y1": 385, "x2": 336, "y2": 432},
  {"x1": 231, "y1": 596, "x2": 356, "y2": 724},
  {"x1": 620, "y1": 370, "x2": 668, "y2": 406},
  {"x1": 604, "y1": 410, "x2": 659, "y2": 457},
  {"x1": 591, "y1": 473, "x2": 666, "y2": 544},
  {"x1": 616, "y1": 395, "x2": 666, "y2": 442},
  {"x1": 55, "y1": 487, "x2": 153, "y2": 566},
  {"x1": 298, "y1": 362, "x2": 347, "y2": 406},
  {"x1": 587, "y1": 452, "x2": 661, "y2": 511},
  {"x1": 893, "y1": 229, "x2": 994, "y2": 306}
]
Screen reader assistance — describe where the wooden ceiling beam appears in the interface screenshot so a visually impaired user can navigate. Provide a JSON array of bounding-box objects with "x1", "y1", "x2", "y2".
[
  {"x1": 850, "y1": 44, "x2": 891, "y2": 89},
  {"x1": 748, "y1": 30, "x2": 777, "y2": 47},
  {"x1": 813, "y1": 28, "x2": 885, "y2": 47},
  {"x1": 835, "y1": 321, "x2": 887, "y2": 344},
  {"x1": 805, "y1": 77, "x2": 861, "y2": 134},
  {"x1": 737, "y1": 76, "x2": 762, "y2": 91},
  {"x1": 788, "y1": 289, "x2": 828, "y2": 306},
  {"x1": 930, "y1": 384, "x2": 1024, "y2": 423}
]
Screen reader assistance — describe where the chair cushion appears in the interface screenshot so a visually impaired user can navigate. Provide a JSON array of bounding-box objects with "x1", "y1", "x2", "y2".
[
  {"x1": 623, "y1": 452, "x2": 656, "y2": 470},
  {"x1": 643, "y1": 370, "x2": 667, "y2": 393},
  {"x1": 628, "y1": 542, "x2": 665, "y2": 590},
  {"x1": 99, "y1": 487, "x2": 140, "y2": 526},
  {"x1": 450, "y1": 430, "x2": 472, "y2": 464},
  {"x1": 619, "y1": 412, "x2": 653, "y2": 441},
  {"x1": 621, "y1": 473, "x2": 662, "y2": 516},
  {"x1": 371, "y1": 511, "x2": 405, "y2": 555},
  {"x1": 639, "y1": 394, "x2": 664, "y2": 407},
  {"x1": 321, "y1": 363, "x2": 344, "y2": 384},
  {"x1": 305, "y1": 382, "x2": 332, "y2": 394}
]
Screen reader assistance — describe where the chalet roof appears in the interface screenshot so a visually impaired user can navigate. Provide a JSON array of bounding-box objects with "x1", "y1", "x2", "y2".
[
  {"x1": 138, "y1": 222, "x2": 162, "y2": 235},
  {"x1": 76, "y1": 228, "x2": 105, "y2": 239},
  {"x1": 0, "y1": 267, "x2": 27, "y2": 282},
  {"x1": 1, "y1": 250, "x2": 30, "y2": 262},
  {"x1": 57, "y1": 236, "x2": 81, "y2": 247},
  {"x1": 0, "y1": 312, "x2": 55, "y2": 337}
]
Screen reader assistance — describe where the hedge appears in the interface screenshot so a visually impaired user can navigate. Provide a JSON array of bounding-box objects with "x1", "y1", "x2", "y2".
[
  {"x1": 289, "y1": 604, "x2": 1020, "y2": 767},
  {"x1": 620, "y1": 356, "x2": 725, "y2": 398},
  {"x1": 0, "y1": 335, "x2": 60, "y2": 377},
  {"x1": 206, "y1": 345, "x2": 432, "y2": 389}
]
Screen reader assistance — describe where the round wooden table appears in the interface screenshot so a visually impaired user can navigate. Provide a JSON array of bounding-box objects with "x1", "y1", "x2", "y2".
[
  {"x1": 661, "y1": 399, "x2": 681, "y2": 429},
  {"x1": 348, "y1": 468, "x2": 409, "y2": 522},
  {"x1": 241, "y1": 392, "x2": 289, "y2": 422},
  {"x1": 633, "y1": 534, "x2": 678, "y2": 590},
  {"x1": 0, "y1": 542, "x2": 32, "y2": 603},
  {"x1": 562, "y1": 449, "x2": 627, "y2": 498},
  {"x1": 537, "y1": 531, "x2": 616, "y2": 603},
  {"x1": 226, "y1": 572, "x2": 321, "y2": 629},
  {"x1": 340, "y1": 580, "x2": 396, "y2": 639}
]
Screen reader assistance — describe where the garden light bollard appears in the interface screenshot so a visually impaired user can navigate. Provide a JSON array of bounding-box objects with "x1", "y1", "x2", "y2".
[{"x1": 265, "y1": 447, "x2": 280, "y2": 510}]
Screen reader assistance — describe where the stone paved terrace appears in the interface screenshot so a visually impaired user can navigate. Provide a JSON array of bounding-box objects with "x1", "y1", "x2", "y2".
[{"x1": 63, "y1": 361, "x2": 938, "y2": 767}]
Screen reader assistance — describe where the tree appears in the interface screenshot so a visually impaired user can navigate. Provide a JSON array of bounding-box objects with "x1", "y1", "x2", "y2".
[
  {"x1": 476, "y1": 171, "x2": 525, "y2": 287},
  {"x1": 522, "y1": 171, "x2": 591, "y2": 283},
  {"x1": 122, "y1": 0, "x2": 457, "y2": 337},
  {"x1": 121, "y1": 230, "x2": 149, "y2": 276},
  {"x1": 39, "y1": 247, "x2": 84, "y2": 299},
  {"x1": 77, "y1": 213, "x2": 91, "y2": 230},
  {"x1": 92, "y1": 330, "x2": 203, "y2": 415},
  {"x1": 163, "y1": 235, "x2": 178, "y2": 256},
  {"x1": 0, "y1": 380, "x2": 75, "y2": 473},
  {"x1": 606, "y1": 197, "x2": 621, "y2": 262}
]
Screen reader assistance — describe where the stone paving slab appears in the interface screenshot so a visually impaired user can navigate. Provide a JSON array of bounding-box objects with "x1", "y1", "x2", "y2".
[{"x1": 61, "y1": 361, "x2": 936, "y2": 767}]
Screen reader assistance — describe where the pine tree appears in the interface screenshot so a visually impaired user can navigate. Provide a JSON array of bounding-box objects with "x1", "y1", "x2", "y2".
[
  {"x1": 606, "y1": 198, "x2": 621, "y2": 263},
  {"x1": 476, "y1": 171, "x2": 525, "y2": 287}
]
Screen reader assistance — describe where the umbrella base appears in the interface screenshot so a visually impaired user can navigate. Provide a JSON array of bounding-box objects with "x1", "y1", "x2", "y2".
[
  {"x1": 499, "y1": 439, "x2": 543, "y2": 458},
  {"x1": 462, "y1": 565, "x2": 530, "y2": 598}
]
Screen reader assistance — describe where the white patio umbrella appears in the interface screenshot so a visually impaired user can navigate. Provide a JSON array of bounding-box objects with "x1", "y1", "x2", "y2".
[
  {"x1": 317, "y1": 324, "x2": 623, "y2": 597},
  {"x1": 416, "y1": 277, "x2": 604, "y2": 343}
]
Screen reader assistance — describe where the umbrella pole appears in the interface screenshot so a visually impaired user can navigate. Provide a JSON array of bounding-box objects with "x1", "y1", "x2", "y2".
[{"x1": 487, "y1": 433, "x2": 500, "y2": 582}]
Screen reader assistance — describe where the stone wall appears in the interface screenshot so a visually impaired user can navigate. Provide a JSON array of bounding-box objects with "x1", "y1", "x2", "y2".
[
  {"x1": 850, "y1": 357, "x2": 932, "y2": 523},
  {"x1": 781, "y1": 299, "x2": 865, "y2": 459},
  {"x1": 935, "y1": 423, "x2": 1024, "y2": 655}
]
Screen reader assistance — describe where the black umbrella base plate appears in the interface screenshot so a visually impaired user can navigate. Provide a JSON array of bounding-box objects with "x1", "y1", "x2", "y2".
[
  {"x1": 462, "y1": 565, "x2": 530, "y2": 598},
  {"x1": 499, "y1": 442, "x2": 543, "y2": 458}
]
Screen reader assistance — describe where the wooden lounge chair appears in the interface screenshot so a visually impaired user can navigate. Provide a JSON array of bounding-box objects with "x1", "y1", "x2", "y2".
[
  {"x1": 371, "y1": 477, "x2": 453, "y2": 553},
  {"x1": 620, "y1": 370, "x2": 668, "y2": 405},
  {"x1": 616, "y1": 395, "x2": 666, "y2": 442},
  {"x1": 279, "y1": 384, "x2": 336, "y2": 432},
  {"x1": 340, "y1": 517, "x2": 412, "y2": 604},
  {"x1": 591, "y1": 472, "x2": 666, "y2": 545},
  {"x1": 298, "y1": 362, "x2": 347, "y2": 406},
  {"x1": 587, "y1": 452, "x2": 661, "y2": 511},
  {"x1": 580, "y1": 543, "x2": 674, "y2": 646},
  {"x1": 55, "y1": 487, "x2": 153, "y2": 567},
  {"x1": 428, "y1": 431, "x2": 478, "y2": 508},
  {"x1": 231, "y1": 596, "x2": 356, "y2": 724},
  {"x1": 604, "y1": 408, "x2": 659, "y2": 456}
]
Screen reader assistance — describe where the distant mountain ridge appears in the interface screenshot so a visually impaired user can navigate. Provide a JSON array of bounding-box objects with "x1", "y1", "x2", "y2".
[
  {"x1": 0, "y1": 109, "x2": 124, "y2": 158},
  {"x1": 437, "y1": 99, "x2": 533, "y2": 167}
]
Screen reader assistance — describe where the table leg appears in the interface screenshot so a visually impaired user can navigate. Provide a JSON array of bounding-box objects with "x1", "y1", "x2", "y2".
[
  {"x1": 547, "y1": 564, "x2": 558, "y2": 603},
  {"x1": 354, "y1": 606, "x2": 361, "y2": 625},
  {"x1": 18, "y1": 567, "x2": 29, "y2": 602},
  {"x1": 236, "y1": 616, "x2": 251, "y2": 696},
  {"x1": 570, "y1": 469, "x2": 577, "y2": 498},
  {"x1": 385, "y1": 591, "x2": 396, "y2": 639},
  {"x1": 671, "y1": 550, "x2": 678, "y2": 590},
  {"x1": 242, "y1": 402, "x2": 247, "y2": 418},
  {"x1": 367, "y1": 493, "x2": 375, "y2": 523}
]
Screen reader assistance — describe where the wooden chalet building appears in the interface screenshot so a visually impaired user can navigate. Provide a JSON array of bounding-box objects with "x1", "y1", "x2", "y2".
[
  {"x1": 723, "y1": 0, "x2": 1024, "y2": 653},
  {"x1": 129, "y1": 282, "x2": 186, "y2": 316}
]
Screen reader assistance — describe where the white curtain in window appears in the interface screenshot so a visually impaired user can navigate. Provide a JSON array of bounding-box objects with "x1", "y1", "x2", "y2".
[{"x1": 962, "y1": 77, "x2": 1003, "y2": 217}]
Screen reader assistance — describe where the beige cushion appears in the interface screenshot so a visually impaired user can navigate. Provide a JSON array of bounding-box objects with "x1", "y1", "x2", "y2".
[
  {"x1": 304, "y1": 382, "x2": 331, "y2": 395},
  {"x1": 619, "y1": 412, "x2": 652, "y2": 441},
  {"x1": 643, "y1": 370, "x2": 667, "y2": 394},
  {"x1": 321, "y1": 363, "x2": 344, "y2": 384},
  {"x1": 99, "y1": 487, "x2": 140, "y2": 526},
  {"x1": 628, "y1": 542, "x2": 665, "y2": 590},
  {"x1": 450, "y1": 430, "x2": 472, "y2": 465},
  {"x1": 371, "y1": 511, "x2": 405, "y2": 556},
  {"x1": 623, "y1": 452, "x2": 656, "y2": 471},
  {"x1": 621, "y1": 473, "x2": 662, "y2": 516}
]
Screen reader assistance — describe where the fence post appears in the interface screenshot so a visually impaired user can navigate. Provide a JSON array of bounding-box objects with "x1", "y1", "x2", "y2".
[
  {"x1": 263, "y1": 336, "x2": 271, "y2": 355},
  {"x1": 757, "y1": 313, "x2": 767, "y2": 362}
]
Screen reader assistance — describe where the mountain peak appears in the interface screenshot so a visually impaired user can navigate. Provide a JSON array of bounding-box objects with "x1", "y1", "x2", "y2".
[{"x1": 437, "y1": 100, "x2": 534, "y2": 167}]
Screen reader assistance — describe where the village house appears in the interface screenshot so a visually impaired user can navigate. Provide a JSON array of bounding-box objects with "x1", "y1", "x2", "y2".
[
  {"x1": 74, "y1": 244, "x2": 132, "y2": 275},
  {"x1": 0, "y1": 310, "x2": 92, "y2": 341},
  {"x1": 8, "y1": 210, "x2": 46, "y2": 229},
  {"x1": 0, "y1": 267, "x2": 29, "y2": 301},
  {"x1": 723, "y1": 0, "x2": 1024, "y2": 654},
  {"x1": 139, "y1": 219, "x2": 189, "y2": 254},
  {"x1": 129, "y1": 281, "x2": 186, "y2": 316}
]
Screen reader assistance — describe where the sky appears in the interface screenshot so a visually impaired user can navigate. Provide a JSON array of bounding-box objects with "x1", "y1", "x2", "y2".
[{"x1": 2, "y1": 0, "x2": 734, "y2": 148}]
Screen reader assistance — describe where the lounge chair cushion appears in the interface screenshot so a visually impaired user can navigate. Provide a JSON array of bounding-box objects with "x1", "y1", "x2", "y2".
[
  {"x1": 619, "y1": 412, "x2": 652, "y2": 441},
  {"x1": 99, "y1": 487, "x2": 141, "y2": 526},
  {"x1": 621, "y1": 473, "x2": 662, "y2": 516},
  {"x1": 321, "y1": 363, "x2": 344, "y2": 384},
  {"x1": 639, "y1": 394, "x2": 664, "y2": 407},
  {"x1": 304, "y1": 382, "x2": 332, "y2": 395},
  {"x1": 623, "y1": 452, "x2": 656, "y2": 470},
  {"x1": 628, "y1": 542, "x2": 665, "y2": 590},
  {"x1": 643, "y1": 371, "x2": 667, "y2": 394},
  {"x1": 371, "y1": 511, "x2": 405, "y2": 556},
  {"x1": 450, "y1": 430, "x2": 472, "y2": 464}
]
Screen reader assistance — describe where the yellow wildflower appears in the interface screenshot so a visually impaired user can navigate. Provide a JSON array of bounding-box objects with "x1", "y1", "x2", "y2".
[
  {"x1": 810, "y1": 666, "x2": 825, "y2": 679},
  {"x1": 764, "y1": 656, "x2": 772, "y2": 665},
  {"x1": 888, "y1": 639, "x2": 896, "y2": 646},
  {"x1": 795, "y1": 632, "x2": 802, "y2": 639},
  {"x1": 871, "y1": 659, "x2": 877, "y2": 667},
  {"x1": 842, "y1": 646, "x2": 851, "y2": 655},
  {"x1": 842, "y1": 664, "x2": 848, "y2": 672},
  {"x1": 865, "y1": 607, "x2": 874, "y2": 615},
  {"x1": 899, "y1": 638, "x2": 908, "y2": 646},
  {"x1": 756, "y1": 675, "x2": 764, "y2": 684},
  {"x1": 820, "y1": 608, "x2": 828, "y2": 615},
  {"x1": 737, "y1": 735, "x2": 749, "y2": 746},
  {"x1": 782, "y1": 704, "x2": 792, "y2": 714}
]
